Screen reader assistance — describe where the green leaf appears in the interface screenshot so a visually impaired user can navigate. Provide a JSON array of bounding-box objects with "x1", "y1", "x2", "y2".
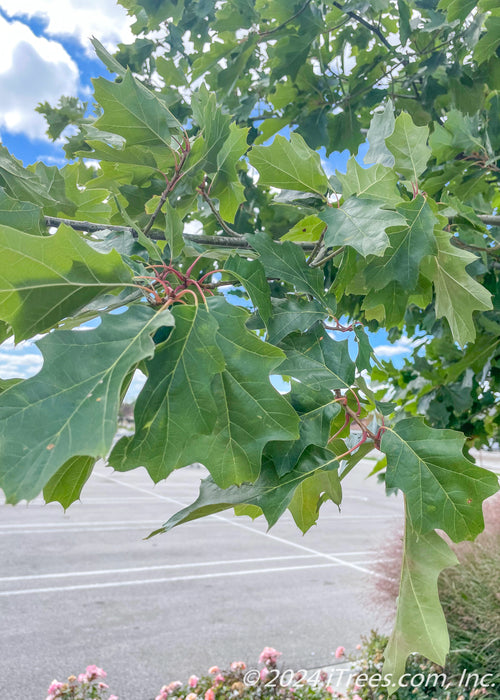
[
  {"x1": 278, "y1": 324, "x2": 356, "y2": 392},
  {"x1": 247, "y1": 232, "x2": 334, "y2": 310},
  {"x1": 429, "y1": 123, "x2": 459, "y2": 164},
  {"x1": 224, "y1": 254, "x2": 272, "y2": 323},
  {"x1": 30, "y1": 162, "x2": 77, "y2": 217},
  {"x1": 152, "y1": 445, "x2": 342, "y2": 535},
  {"x1": 210, "y1": 122, "x2": 248, "y2": 222},
  {"x1": 320, "y1": 197, "x2": 405, "y2": 257},
  {"x1": 248, "y1": 133, "x2": 330, "y2": 196},
  {"x1": 281, "y1": 215, "x2": 325, "y2": 243},
  {"x1": 382, "y1": 521, "x2": 459, "y2": 689},
  {"x1": 288, "y1": 467, "x2": 342, "y2": 533},
  {"x1": 381, "y1": 418, "x2": 499, "y2": 541},
  {"x1": 113, "y1": 194, "x2": 163, "y2": 262},
  {"x1": 195, "y1": 298, "x2": 299, "y2": 486},
  {"x1": 0, "y1": 223, "x2": 134, "y2": 341},
  {"x1": 0, "y1": 145, "x2": 74, "y2": 214},
  {"x1": 265, "y1": 381, "x2": 341, "y2": 477},
  {"x1": 473, "y1": 14, "x2": 500, "y2": 64},
  {"x1": 43, "y1": 456, "x2": 96, "y2": 509},
  {"x1": 59, "y1": 163, "x2": 112, "y2": 224},
  {"x1": 110, "y1": 304, "x2": 225, "y2": 482},
  {"x1": 93, "y1": 69, "x2": 180, "y2": 148},
  {"x1": 164, "y1": 200, "x2": 185, "y2": 259},
  {"x1": 337, "y1": 158, "x2": 401, "y2": 205},
  {"x1": 0, "y1": 187, "x2": 44, "y2": 235},
  {"x1": 359, "y1": 196, "x2": 438, "y2": 290},
  {"x1": 385, "y1": 112, "x2": 431, "y2": 181},
  {"x1": 364, "y1": 101, "x2": 395, "y2": 167},
  {"x1": 0, "y1": 377, "x2": 21, "y2": 393},
  {"x1": 362, "y1": 280, "x2": 410, "y2": 327},
  {"x1": 421, "y1": 230, "x2": 492, "y2": 346},
  {"x1": 398, "y1": 0, "x2": 412, "y2": 44},
  {"x1": 156, "y1": 55, "x2": 188, "y2": 87},
  {"x1": 266, "y1": 297, "x2": 327, "y2": 345},
  {"x1": 91, "y1": 37, "x2": 126, "y2": 76},
  {"x1": 191, "y1": 87, "x2": 232, "y2": 172},
  {"x1": 354, "y1": 326, "x2": 373, "y2": 372},
  {"x1": 112, "y1": 298, "x2": 299, "y2": 487},
  {"x1": 0, "y1": 305, "x2": 174, "y2": 503},
  {"x1": 437, "y1": 0, "x2": 476, "y2": 22}
]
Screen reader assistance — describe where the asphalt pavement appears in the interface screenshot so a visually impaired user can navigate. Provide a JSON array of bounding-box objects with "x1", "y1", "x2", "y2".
[{"x1": 0, "y1": 451, "x2": 497, "y2": 699}]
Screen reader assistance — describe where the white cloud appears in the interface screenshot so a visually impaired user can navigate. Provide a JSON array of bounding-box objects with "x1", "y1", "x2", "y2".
[
  {"x1": 0, "y1": 0, "x2": 134, "y2": 53},
  {"x1": 374, "y1": 336, "x2": 416, "y2": 358},
  {"x1": 0, "y1": 15, "x2": 79, "y2": 139}
]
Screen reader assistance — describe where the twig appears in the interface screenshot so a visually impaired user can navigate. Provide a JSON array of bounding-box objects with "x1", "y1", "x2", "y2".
[
  {"x1": 308, "y1": 226, "x2": 327, "y2": 265},
  {"x1": 451, "y1": 238, "x2": 500, "y2": 257},
  {"x1": 197, "y1": 182, "x2": 244, "y2": 238},
  {"x1": 43, "y1": 216, "x2": 317, "y2": 250},
  {"x1": 334, "y1": 389, "x2": 378, "y2": 442},
  {"x1": 331, "y1": 1, "x2": 397, "y2": 55},
  {"x1": 310, "y1": 246, "x2": 345, "y2": 267},
  {"x1": 143, "y1": 135, "x2": 191, "y2": 236}
]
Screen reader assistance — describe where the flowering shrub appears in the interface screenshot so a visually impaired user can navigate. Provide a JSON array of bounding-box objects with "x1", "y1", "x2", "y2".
[
  {"x1": 346, "y1": 632, "x2": 492, "y2": 700},
  {"x1": 45, "y1": 665, "x2": 118, "y2": 700},
  {"x1": 155, "y1": 647, "x2": 346, "y2": 700},
  {"x1": 47, "y1": 638, "x2": 493, "y2": 700}
]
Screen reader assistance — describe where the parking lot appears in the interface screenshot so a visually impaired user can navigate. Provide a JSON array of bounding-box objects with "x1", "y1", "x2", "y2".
[{"x1": 1, "y1": 451, "x2": 496, "y2": 699}]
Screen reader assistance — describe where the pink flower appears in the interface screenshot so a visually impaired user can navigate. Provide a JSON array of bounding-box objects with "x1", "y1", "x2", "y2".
[
  {"x1": 205, "y1": 689, "x2": 215, "y2": 700},
  {"x1": 78, "y1": 673, "x2": 87, "y2": 683},
  {"x1": 326, "y1": 686, "x2": 334, "y2": 694},
  {"x1": 47, "y1": 681, "x2": 64, "y2": 694},
  {"x1": 208, "y1": 666, "x2": 219, "y2": 675},
  {"x1": 319, "y1": 671, "x2": 328, "y2": 683},
  {"x1": 166, "y1": 681, "x2": 182, "y2": 694},
  {"x1": 155, "y1": 695, "x2": 167, "y2": 700},
  {"x1": 98, "y1": 682, "x2": 109, "y2": 689},
  {"x1": 260, "y1": 668, "x2": 268, "y2": 682},
  {"x1": 353, "y1": 695, "x2": 362, "y2": 700},
  {"x1": 258, "y1": 647, "x2": 282, "y2": 666},
  {"x1": 356, "y1": 644, "x2": 361, "y2": 650},
  {"x1": 334, "y1": 646, "x2": 345, "y2": 659},
  {"x1": 213, "y1": 674, "x2": 225, "y2": 685},
  {"x1": 108, "y1": 696, "x2": 119, "y2": 700},
  {"x1": 188, "y1": 675, "x2": 199, "y2": 688},
  {"x1": 85, "y1": 665, "x2": 107, "y2": 681},
  {"x1": 230, "y1": 661, "x2": 246, "y2": 671},
  {"x1": 186, "y1": 694, "x2": 198, "y2": 700}
]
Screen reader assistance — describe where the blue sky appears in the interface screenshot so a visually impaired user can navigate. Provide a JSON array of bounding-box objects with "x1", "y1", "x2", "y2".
[{"x1": 0, "y1": 1, "x2": 414, "y2": 391}]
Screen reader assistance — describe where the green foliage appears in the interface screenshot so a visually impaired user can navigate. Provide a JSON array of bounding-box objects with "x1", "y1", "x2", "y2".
[
  {"x1": 1, "y1": 0, "x2": 499, "y2": 689},
  {"x1": 382, "y1": 525, "x2": 459, "y2": 689}
]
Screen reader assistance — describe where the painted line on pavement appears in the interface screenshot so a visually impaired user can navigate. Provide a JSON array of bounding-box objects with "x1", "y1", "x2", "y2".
[
  {"x1": 97, "y1": 474, "x2": 391, "y2": 580},
  {"x1": 0, "y1": 551, "x2": 380, "y2": 583},
  {"x1": 0, "y1": 559, "x2": 389, "y2": 597}
]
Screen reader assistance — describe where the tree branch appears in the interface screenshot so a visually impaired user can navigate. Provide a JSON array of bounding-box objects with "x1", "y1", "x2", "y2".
[
  {"x1": 451, "y1": 238, "x2": 500, "y2": 257},
  {"x1": 331, "y1": 2, "x2": 398, "y2": 55},
  {"x1": 44, "y1": 216, "x2": 317, "y2": 250}
]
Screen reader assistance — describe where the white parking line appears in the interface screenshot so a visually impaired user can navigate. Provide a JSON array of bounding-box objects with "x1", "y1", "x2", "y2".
[
  {"x1": 0, "y1": 559, "x2": 390, "y2": 597},
  {"x1": 0, "y1": 551, "x2": 380, "y2": 583},
  {"x1": 98, "y1": 474, "x2": 391, "y2": 580},
  {"x1": 0, "y1": 513, "x2": 400, "y2": 535}
]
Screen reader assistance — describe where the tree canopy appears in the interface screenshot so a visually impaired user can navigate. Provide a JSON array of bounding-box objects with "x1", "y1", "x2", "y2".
[{"x1": 1, "y1": 0, "x2": 499, "y2": 690}]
